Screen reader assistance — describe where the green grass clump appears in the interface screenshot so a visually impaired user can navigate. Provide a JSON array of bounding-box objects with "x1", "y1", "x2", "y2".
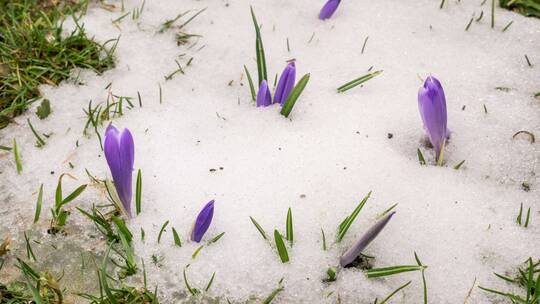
[
  {"x1": 500, "y1": 0, "x2": 540, "y2": 18},
  {"x1": 0, "y1": 0, "x2": 116, "y2": 128}
]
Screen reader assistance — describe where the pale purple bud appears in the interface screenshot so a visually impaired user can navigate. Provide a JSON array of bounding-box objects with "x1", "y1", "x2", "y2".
[
  {"x1": 191, "y1": 200, "x2": 215, "y2": 243},
  {"x1": 319, "y1": 0, "x2": 341, "y2": 20},
  {"x1": 274, "y1": 61, "x2": 296, "y2": 105},
  {"x1": 340, "y1": 212, "x2": 395, "y2": 267},
  {"x1": 104, "y1": 125, "x2": 134, "y2": 217},
  {"x1": 418, "y1": 76, "x2": 448, "y2": 160},
  {"x1": 256, "y1": 80, "x2": 272, "y2": 107}
]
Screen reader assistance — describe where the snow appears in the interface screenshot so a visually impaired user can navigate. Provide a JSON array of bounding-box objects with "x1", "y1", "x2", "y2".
[{"x1": 1, "y1": 0, "x2": 540, "y2": 303}]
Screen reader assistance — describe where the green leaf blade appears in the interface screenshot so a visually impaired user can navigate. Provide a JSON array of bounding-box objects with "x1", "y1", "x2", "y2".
[
  {"x1": 280, "y1": 73, "x2": 310, "y2": 118},
  {"x1": 274, "y1": 230, "x2": 289, "y2": 263}
]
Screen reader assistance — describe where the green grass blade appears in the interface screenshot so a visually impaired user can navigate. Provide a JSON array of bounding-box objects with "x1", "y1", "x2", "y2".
[
  {"x1": 321, "y1": 228, "x2": 327, "y2": 251},
  {"x1": 244, "y1": 65, "x2": 256, "y2": 101},
  {"x1": 183, "y1": 265, "x2": 199, "y2": 295},
  {"x1": 337, "y1": 70, "x2": 382, "y2": 93},
  {"x1": 112, "y1": 216, "x2": 133, "y2": 243},
  {"x1": 249, "y1": 216, "x2": 268, "y2": 240},
  {"x1": 478, "y1": 286, "x2": 525, "y2": 302},
  {"x1": 415, "y1": 252, "x2": 428, "y2": 304},
  {"x1": 453, "y1": 160, "x2": 465, "y2": 170},
  {"x1": 172, "y1": 227, "x2": 182, "y2": 247},
  {"x1": 367, "y1": 265, "x2": 426, "y2": 278},
  {"x1": 157, "y1": 220, "x2": 169, "y2": 243},
  {"x1": 417, "y1": 148, "x2": 426, "y2": 165},
  {"x1": 136, "y1": 169, "x2": 142, "y2": 215},
  {"x1": 205, "y1": 272, "x2": 216, "y2": 292},
  {"x1": 517, "y1": 203, "x2": 523, "y2": 225},
  {"x1": 379, "y1": 281, "x2": 412, "y2": 304},
  {"x1": 280, "y1": 73, "x2": 310, "y2": 118},
  {"x1": 34, "y1": 184, "x2": 43, "y2": 223},
  {"x1": 192, "y1": 245, "x2": 204, "y2": 259},
  {"x1": 61, "y1": 184, "x2": 87, "y2": 205},
  {"x1": 262, "y1": 284, "x2": 284, "y2": 304},
  {"x1": 21, "y1": 268, "x2": 45, "y2": 304},
  {"x1": 274, "y1": 230, "x2": 289, "y2": 263},
  {"x1": 13, "y1": 138, "x2": 22, "y2": 174},
  {"x1": 208, "y1": 232, "x2": 226, "y2": 244},
  {"x1": 377, "y1": 203, "x2": 398, "y2": 219},
  {"x1": 524, "y1": 207, "x2": 531, "y2": 228},
  {"x1": 286, "y1": 208, "x2": 293, "y2": 245},
  {"x1": 27, "y1": 118, "x2": 45, "y2": 147},
  {"x1": 55, "y1": 174, "x2": 63, "y2": 208},
  {"x1": 250, "y1": 6, "x2": 267, "y2": 85},
  {"x1": 337, "y1": 191, "x2": 372, "y2": 242}
]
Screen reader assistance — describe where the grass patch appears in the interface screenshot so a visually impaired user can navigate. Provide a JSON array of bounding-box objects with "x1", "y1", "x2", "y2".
[
  {"x1": 500, "y1": 0, "x2": 540, "y2": 18},
  {"x1": 0, "y1": 0, "x2": 116, "y2": 128}
]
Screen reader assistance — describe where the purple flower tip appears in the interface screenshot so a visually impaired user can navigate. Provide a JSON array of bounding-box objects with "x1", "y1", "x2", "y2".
[
  {"x1": 319, "y1": 0, "x2": 341, "y2": 20},
  {"x1": 418, "y1": 76, "x2": 448, "y2": 160},
  {"x1": 340, "y1": 212, "x2": 395, "y2": 267},
  {"x1": 274, "y1": 61, "x2": 296, "y2": 105},
  {"x1": 191, "y1": 200, "x2": 215, "y2": 243},
  {"x1": 256, "y1": 80, "x2": 272, "y2": 107},
  {"x1": 104, "y1": 124, "x2": 134, "y2": 217}
]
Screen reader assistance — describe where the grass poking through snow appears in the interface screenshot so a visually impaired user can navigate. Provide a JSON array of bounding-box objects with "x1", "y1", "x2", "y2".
[{"x1": 0, "y1": 0, "x2": 116, "y2": 128}]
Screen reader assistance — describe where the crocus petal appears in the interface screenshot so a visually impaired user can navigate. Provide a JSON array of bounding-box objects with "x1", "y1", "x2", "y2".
[
  {"x1": 418, "y1": 76, "x2": 448, "y2": 160},
  {"x1": 274, "y1": 62, "x2": 296, "y2": 105},
  {"x1": 191, "y1": 200, "x2": 215, "y2": 243},
  {"x1": 256, "y1": 80, "x2": 272, "y2": 107},
  {"x1": 339, "y1": 212, "x2": 395, "y2": 267},
  {"x1": 104, "y1": 125, "x2": 134, "y2": 217},
  {"x1": 319, "y1": 0, "x2": 341, "y2": 20}
]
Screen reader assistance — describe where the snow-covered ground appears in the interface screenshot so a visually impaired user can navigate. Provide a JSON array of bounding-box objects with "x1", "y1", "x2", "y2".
[{"x1": 1, "y1": 0, "x2": 539, "y2": 303}]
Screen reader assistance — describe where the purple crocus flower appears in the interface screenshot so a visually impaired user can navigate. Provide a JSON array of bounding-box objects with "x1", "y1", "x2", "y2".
[
  {"x1": 256, "y1": 80, "x2": 272, "y2": 107},
  {"x1": 104, "y1": 125, "x2": 134, "y2": 217},
  {"x1": 418, "y1": 76, "x2": 448, "y2": 161},
  {"x1": 319, "y1": 0, "x2": 341, "y2": 20},
  {"x1": 339, "y1": 212, "x2": 395, "y2": 267},
  {"x1": 191, "y1": 200, "x2": 215, "y2": 243},
  {"x1": 274, "y1": 61, "x2": 296, "y2": 105}
]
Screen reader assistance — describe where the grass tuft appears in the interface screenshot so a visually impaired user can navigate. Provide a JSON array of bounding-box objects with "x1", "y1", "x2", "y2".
[{"x1": 0, "y1": 0, "x2": 116, "y2": 128}]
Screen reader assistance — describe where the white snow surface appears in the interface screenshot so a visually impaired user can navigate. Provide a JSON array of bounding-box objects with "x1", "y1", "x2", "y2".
[{"x1": 1, "y1": 0, "x2": 540, "y2": 303}]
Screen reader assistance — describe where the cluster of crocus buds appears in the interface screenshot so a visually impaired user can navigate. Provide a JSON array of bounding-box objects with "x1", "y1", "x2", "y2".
[
  {"x1": 340, "y1": 212, "x2": 395, "y2": 267},
  {"x1": 191, "y1": 200, "x2": 215, "y2": 242},
  {"x1": 319, "y1": 0, "x2": 341, "y2": 20},
  {"x1": 257, "y1": 61, "x2": 296, "y2": 107},
  {"x1": 418, "y1": 76, "x2": 449, "y2": 162},
  {"x1": 104, "y1": 124, "x2": 134, "y2": 217}
]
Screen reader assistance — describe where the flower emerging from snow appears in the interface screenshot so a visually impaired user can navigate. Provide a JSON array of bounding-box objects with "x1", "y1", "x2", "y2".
[
  {"x1": 339, "y1": 212, "x2": 395, "y2": 267},
  {"x1": 418, "y1": 76, "x2": 448, "y2": 161},
  {"x1": 274, "y1": 61, "x2": 296, "y2": 105},
  {"x1": 191, "y1": 200, "x2": 215, "y2": 243},
  {"x1": 104, "y1": 125, "x2": 135, "y2": 217},
  {"x1": 319, "y1": 0, "x2": 341, "y2": 20},
  {"x1": 256, "y1": 80, "x2": 272, "y2": 107}
]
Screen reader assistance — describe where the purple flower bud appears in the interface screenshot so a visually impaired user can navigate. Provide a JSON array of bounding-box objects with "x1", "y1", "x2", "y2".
[
  {"x1": 418, "y1": 76, "x2": 448, "y2": 161},
  {"x1": 339, "y1": 212, "x2": 395, "y2": 267},
  {"x1": 104, "y1": 125, "x2": 134, "y2": 217},
  {"x1": 191, "y1": 200, "x2": 215, "y2": 243},
  {"x1": 319, "y1": 0, "x2": 341, "y2": 20},
  {"x1": 256, "y1": 80, "x2": 272, "y2": 107},
  {"x1": 274, "y1": 61, "x2": 296, "y2": 105}
]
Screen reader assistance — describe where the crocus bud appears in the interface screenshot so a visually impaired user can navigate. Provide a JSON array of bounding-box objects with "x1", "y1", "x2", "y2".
[
  {"x1": 319, "y1": 0, "x2": 341, "y2": 20},
  {"x1": 191, "y1": 200, "x2": 215, "y2": 243},
  {"x1": 274, "y1": 61, "x2": 296, "y2": 105},
  {"x1": 104, "y1": 125, "x2": 134, "y2": 217},
  {"x1": 256, "y1": 80, "x2": 272, "y2": 107},
  {"x1": 418, "y1": 76, "x2": 448, "y2": 161},
  {"x1": 339, "y1": 212, "x2": 395, "y2": 267}
]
